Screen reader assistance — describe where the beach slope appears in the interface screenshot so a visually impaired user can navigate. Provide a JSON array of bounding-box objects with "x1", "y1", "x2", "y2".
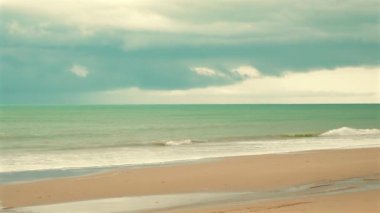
[{"x1": 0, "y1": 148, "x2": 379, "y2": 212}]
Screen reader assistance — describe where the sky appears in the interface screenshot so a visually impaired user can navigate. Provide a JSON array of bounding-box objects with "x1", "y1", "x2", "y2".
[{"x1": 0, "y1": 0, "x2": 379, "y2": 104}]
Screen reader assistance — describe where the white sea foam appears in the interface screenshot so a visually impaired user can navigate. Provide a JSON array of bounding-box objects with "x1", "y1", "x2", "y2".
[
  {"x1": 1, "y1": 135, "x2": 380, "y2": 175},
  {"x1": 153, "y1": 139, "x2": 195, "y2": 146},
  {"x1": 320, "y1": 127, "x2": 380, "y2": 137},
  {"x1": 164, "y1": 139, "x2": 193, "y2": 146}
]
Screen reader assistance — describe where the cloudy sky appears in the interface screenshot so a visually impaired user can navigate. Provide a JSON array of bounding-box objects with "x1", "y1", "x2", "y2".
[{"x1": 0, "y1": 0, "x2": 379, "y2": 104}]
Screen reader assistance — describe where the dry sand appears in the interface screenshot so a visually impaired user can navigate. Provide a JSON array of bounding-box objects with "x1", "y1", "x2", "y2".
[{"x1": 1, "y1": 148, "x2": 379, "y2": 211}]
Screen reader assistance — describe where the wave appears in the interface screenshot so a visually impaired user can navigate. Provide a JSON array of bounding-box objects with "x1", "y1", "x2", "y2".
[
  {"x1": 283, "y1": 133, "x2": 319, "y2": 138},
  {"x1": 320, "y1": 127, "x2": 380, "y2": 137},
  {"x1": 155, "y1": 139, "x2": 199, "y2": 146}
]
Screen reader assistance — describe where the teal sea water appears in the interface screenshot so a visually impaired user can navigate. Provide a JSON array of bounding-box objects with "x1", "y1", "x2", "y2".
[{"x1": 0, "y1": 104, "x2": 379, "y2": 182}]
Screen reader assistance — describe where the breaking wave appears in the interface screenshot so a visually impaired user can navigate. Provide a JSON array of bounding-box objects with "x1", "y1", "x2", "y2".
[
  {"x1": 155, "y1": 139, "x2": 200, "y2": 146},
  {"x1": 320, "y1": 127, "x2": 380, "y2": 137}
]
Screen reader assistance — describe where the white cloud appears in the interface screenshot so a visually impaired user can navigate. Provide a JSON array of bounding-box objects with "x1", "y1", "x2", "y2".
[
  {"x1": 7, "y1": 21, "x2": 50, "y2": 36},
  {"x1": 7, "y1": 21, "x2": 26, "y2": 34},
  {"x1": 232, "y1": 66, "x2": 261, "y2": 78},
  {"x1": 2, "y1": 0, "x2": 378, "y2": 42},
  {"x1": 70, "y1": 64, "x2": 89, "y2": 78},
  {"x1": 191, "y1": 67, "x2": 225, "y2": 77},
  {"x1": 1, "y1": 1, "x2": 179, "y2": 33},
  {"x1": 94, "y1": 66, "x2": 379, "y2": 104}
]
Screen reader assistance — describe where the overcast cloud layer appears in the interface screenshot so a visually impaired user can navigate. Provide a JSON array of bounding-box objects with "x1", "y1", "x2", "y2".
[{"x1": 0, "y1": 0, "x2": 379, "y2": 104}]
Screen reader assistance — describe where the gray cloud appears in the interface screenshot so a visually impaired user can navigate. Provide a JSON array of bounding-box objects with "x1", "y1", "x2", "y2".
[{"x1": 0, "y1": 0, "x2": 379, "y2": 104}]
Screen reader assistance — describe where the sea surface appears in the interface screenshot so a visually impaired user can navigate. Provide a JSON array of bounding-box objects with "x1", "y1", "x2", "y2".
[{"x1": 0, "y1": 104, "x2": 379, "y2": 183}]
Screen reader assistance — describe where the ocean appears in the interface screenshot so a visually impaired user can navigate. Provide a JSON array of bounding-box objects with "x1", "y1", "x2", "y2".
[{"x1": 0, "y1": 104, "x2": 379, "y2": 183}]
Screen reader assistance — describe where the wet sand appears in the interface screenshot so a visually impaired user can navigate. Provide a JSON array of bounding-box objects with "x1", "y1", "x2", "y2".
[
  {"x1": 168, "y1": 189, "x2": 380, "y2": 213},
  {"x1": 0, "y1": 148, "x2": 379, "y2": 211}
]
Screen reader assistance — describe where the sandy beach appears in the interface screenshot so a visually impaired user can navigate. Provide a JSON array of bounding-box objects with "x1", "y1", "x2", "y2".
[
  {"x1": 167, "y1": 189, "x2": 380, "y2": 213},
  {"x1": 1, "y1": 147, "x2": 379, "y2": 212},
  {"x1": 3, "y1": 0, "x2": 379, "y2": 212}
]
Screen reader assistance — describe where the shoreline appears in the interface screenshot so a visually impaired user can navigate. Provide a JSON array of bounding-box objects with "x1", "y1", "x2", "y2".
[
  {"x1": 1, "y1": 146, "x2": 378, "y2": 185},
  {"x1": 1, "y1": 147, "x2": 379, "y2": 211},
  {"x1": 164, "y1": 189, "x2": 380, "y2": 213}
]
